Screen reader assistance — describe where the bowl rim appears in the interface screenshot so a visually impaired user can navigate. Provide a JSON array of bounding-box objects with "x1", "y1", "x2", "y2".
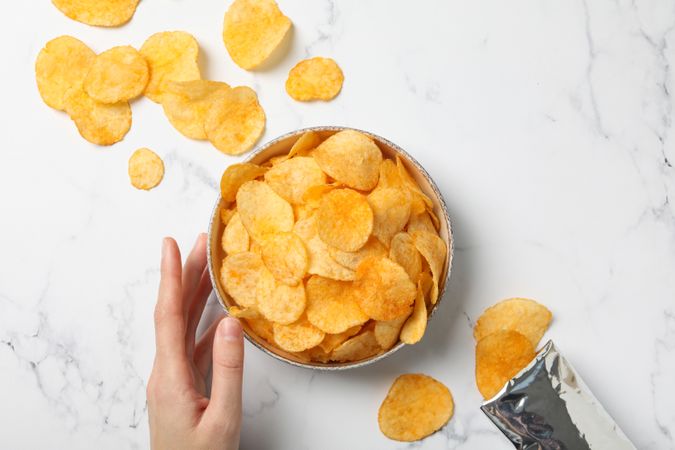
[{"x1": 207, "y1": 125, "x2": 454, "y2": 371}]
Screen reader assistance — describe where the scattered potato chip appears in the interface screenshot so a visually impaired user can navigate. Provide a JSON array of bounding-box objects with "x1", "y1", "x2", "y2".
[
  {"x1": 368, "y1": 187, "x2": 411, "y2": 247},
  {"x1": 264, "y1": 157, "x2": 327, "y2": 204},
  {"x1": 228, "y1": 305, "x2": 261, "y2": 319},
  {"x1": 407, "y1": 211, "x2": 436, "y2": 235},
  {"x1": 273, "y1": 317, "x2": 324, "y2": 353},
  {"x1": 140, "y1": 31, "x2": 201, "y2": 103},
  {"x1": 221, "y1": 251, "x2": 266, "y2": 308},
  {"x1": 205, "y1": 86, "x2": 266, "y2": 155},
  {"x1": 317, "y1": 189, "x2": 373, "y2": 252},
  {"x1": 35, "y1": 36, "x2": 96, "y2": 111},
  {"x1": 355, "y1": 257, "x2": 416, "y2": 321},
  {"x1": 288, "y1": 131, "x2": 321, "y2": 158},
  {"x1": 330, "y1": 330, "x2": 381, "y2": 362},
  {"x1": 84, "y1": 46, "x2": 148, "y2": 103},
  {"x1": 222, "y1": 212, "x2": 250, "y2": 254},
  {"x1": 236, "y1": 180, "x2": 294, "y2": 242},
  {"x1": 222, "y1": 0, "x2": 292, "y2": 70},
  {"x1": 286, "y1": 57, "x2": 344, "y2": 101},
  {"x1": 400, "y1": 285, "x2": 427, "y2": 344},
  {"x1": 293, "y1": 216, "x2": 355, "y2": 281},
  {"x1": 128, "y1": 148, "x2": 164, "y2": 190},
  {"x1": 305, "y1": 276, "x2": 369, "y2": 334},
  {"x1": 389, "y1": 232, "x2": 422, "y2": 283},
  {"x1": 162, "y1": 80, "x2": 231, "y2": 140},
  {"x1": 220, "y1": 163, "x2": 267, "y2": 203},
  {"x1": 244, "y1": 317, "x2": 274, "y2": 344},
  {"x1": 261, "y1": 232, "x2": 308, "y2": 285},
  {"x1": 313, "y1": 130, "x2": 382, "y2": 190},
  {"x1": 411, "y1": 231, "x2": 446, "y2": 304},
  {"x1": 378, "y1": 374, "x2": 454, "y2": 441},
  {"x1": 52, "y1": 0, "x2": 139, "y2": 27},
  {"x1": 374, "y1": 316, "x2": 408, "y2": 350},
  {"x1": 474, "y1": 298, "x2": 552, "y2": 347},
  {"x1": 256, "y1": 269, "x2": 306, "y2": 324},
  {"x1": 64, "y1": 86, "x2": 132, "y2": 145},
  {"x1": 318, "y1": 325, "x2": 362, "y2": 353},
  {"x1": 475, "y1": 330, "x2": 535, "y2": 399},
  {"x1": 328, "y1": 237, "x2": 387, "y2": 270}
]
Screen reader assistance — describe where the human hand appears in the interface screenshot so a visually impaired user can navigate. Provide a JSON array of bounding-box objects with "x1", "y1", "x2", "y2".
[{"x1": 147, "y1": 234, "x2": 244, "y2": 450}]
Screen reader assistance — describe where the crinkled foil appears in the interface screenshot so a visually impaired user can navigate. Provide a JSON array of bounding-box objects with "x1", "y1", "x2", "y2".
[{"x1": 481, "y1": 341, "x2": 635, "y2": 450}]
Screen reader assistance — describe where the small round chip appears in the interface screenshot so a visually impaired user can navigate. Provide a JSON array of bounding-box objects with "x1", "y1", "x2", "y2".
[
  {"x1": 264, "y1": 157, "x2": 327, "y2": 205},
  {"x1": 51, "y1": 0, "x2": 139, "y2": 27},
  {"x1": 475, "y1": 330, "x2": 536, "y2": 399},
  {"x1": 256, "y1": 269, "x2": 306, "y2": 324},
  {"x1": 162, "y1": 80, "x2": 231, "y2": 140},
  {"x1": 313, "y1": 130, "x2": 382, "y2": 191},
  {"x1": 222, "y1": 212, "x2": 250, "y2": 254},
  {"x1": 368, "y1": 187, "x2": 412, "y2": 247},
  {"x1": 317, "y1": 189, "x2": 373, "y2": 252},
  {"x1": 221, "y1": 251, "x2": 266, "y2": 308},
  {"x1": 261, "y1": 232, "x2": 308, "y2": 285},
  {"x1": 389, "y1": 232, "x2": 422, "y2": 283},
  {"x1": 354, "y1": 257, "x2": 416, "y2": 321},
  {"x1": 330, "y1": 330, "x2": 381, "y2": 362},
  {"x1": 220, "y1": 163, "x2": 267, "y2": 203},
  {"x1": 84, "y1": 46, "x2": 148, "y2": 103},
  {"x1": 378, "y1": 374, "x2": 454, "y2": 442},
  {"x1": 474, "y1": 298, "x2": 552, "y2": 347},
  {"x1": 305, "y1": 276, "x2": 369, "y2": 334},
  {"x1": 273, "y1": 318, "x2": 324, "y2": 353},
  {"x1": 64, "y1": 86, "x2": 131, "y2": 146},
  {"x1": 236, "y1": 180, "x2": 294, "y2": 242},
  {"x1": 35, "y1": 36, "x2": 95, "y2": 111},
  {"x1": 285, "y1": 57, "x2": 344, "y2": 101},
  {"x1": 222, "y1": 0, "x2": 292, "y2": 70},
  {"x1": 128, "y1": 148, "x2": 164, "y2": 190},
  {"x1": 205, "y1": 86, "x2": 266, "y2": 155}
]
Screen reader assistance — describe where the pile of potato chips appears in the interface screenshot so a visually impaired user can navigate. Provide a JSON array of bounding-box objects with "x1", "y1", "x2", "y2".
[
  {"x1": 474, "y1": 298, "x2": 552, "y2": 399},
  {"x1": 217, "y1": 129, "x2": 448, "y2": 363}
]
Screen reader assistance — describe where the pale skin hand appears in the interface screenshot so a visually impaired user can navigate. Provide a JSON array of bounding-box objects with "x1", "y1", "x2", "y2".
[{"x1": 147, "y1": 234, "x2": 244, "y2": 450}]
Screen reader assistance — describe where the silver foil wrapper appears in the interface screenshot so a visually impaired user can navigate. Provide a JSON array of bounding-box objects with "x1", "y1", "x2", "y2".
[{"x1": 481, "y1": 341, "x2": 635, "y2": 450}]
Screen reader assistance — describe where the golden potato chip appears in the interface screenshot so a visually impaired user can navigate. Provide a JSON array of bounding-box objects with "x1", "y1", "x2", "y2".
[
  {"x1": 389, "y1": 232, "x2": 422, "y2": 283},
  {"x1": 293, "y1": 204, "x2": 314, "y2": 221},
  {"x1": 368, "y1": 187, "x2": 411, "y2": 247},
  {"x1": 285, "y1": 57, "x2": 344, "y2": 101},
  {"x1": 162, "y1": 80, "x2": 231, "y2": 140},
  {"x1": 220, "y1": 163, "x2": 267, "y2": 203},
  {"x1": 330, "y1": 330, "x2": 381, "y2": 362},
  {"x1": 302, "y1": 345, "x2": 331, "y2": 363},
  {"x1": 427, "y1": 207, "x2": 441, "y2": 230},
  {"x1": 128, "y1": 148, "x2": 164, "y2": 190},
  {"x1": 328, "y1": 237, "x2": 387, "y2": 270},
  {"x1": 400, "y1": 285, "x2": 427, "y2": 344},
  {"x1": 302, "y1": 183, "x2": 338, "y2": 209},
  {"x1": 256, "y1": 269, "x2": 306, "y2": 324},
  {"x1": 396, "y1": 156, "x2": 433, "y2": 209},
  {"x1": 376, "y1": 159, "x2": 402, "y2": 189},
  {"x1": 407, "y1": 211, "x2": 436, "y2": 235},
  {"x1": 243, "y1": 317, "x2": 274, "y2": 344},
  {"x1": 221, "y1": 207, "x2": 236, "y2": 225},
  {"x1": 221, "y1": 251, "x2": 265, "y2": 308},
  {"x1": 222, "y1": 0, "x2": 292, "y2": 70},
  {"x1": 374, "y1": 316, "x2": 408, "y2": 350},
  {"x1": 51, "y1": 0, "x2": 139, "y2": 27},
  {"x1": 474, "y1": 298, "x2": 552, "y2": 347},
  {"x1": 205, "y1": 86, "x2": 266, "y2": 155},
  {"x1": 84, "y1": 46, "x2": 148, "y2": 103},
  {"x1": 273, "y1": 317, "x2": 324, "y2": 353},
  {"x1": 318, "y1": 325, "x2": 362, "y2": 353},
  {"x1": 288, "y1": 131, "x2": 321, "y2": 158},
  {"x1": 313, "y1": 130, "x2": 382, "y2": 190},
  {"x1": 228, "y1": 305, "x2": 260, "y2": 319},
  {"x1": 264, "y1": 157, "x2": 327, "y2": 204},
  {"x1": 475, "y1": 330, "x2": 535, "y2": 399},
  {"x1": 317, "y1": 189, "x2": 373, "y2": 252},
  {"x1": 305, "y1": 276, "x2": 368, "y2": 334},
  {"x1": 236, "y1": 180, "x2": 294, "y2": 242},
  {"x1": 354, "y1": 257, "x2": 416, "y2": 321},
  {"x1": 35, "y1": 36, "x2": 95, "y2": 111},
  {"x1": 293, "y1": 216, "x2": 355, "y2": 281},
  {"x1": 411, "y1": 231, "x2": 446, "y2": 304},
  {"x1": 140, "y1": 31, "x2": 201, "y2": 103},
  {"x1": 261, "y1": 232, "x2": 307, "y2": 285},
  {"x1": 418, "y1": 270, "x2": 434, "y2": 303},
  {"x1": 222, "y1": 212, "x2": 250, "y2": 254},
  {"x1": 64, "y1": 86, "x2": 131, "y2": 145},
  {"x1": 378, "y1": 374, "x2": 454, "y2": 441}
]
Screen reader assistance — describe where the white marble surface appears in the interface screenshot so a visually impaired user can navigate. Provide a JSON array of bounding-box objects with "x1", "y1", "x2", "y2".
[{"x1": 1, "y1": 0, "x2": 674, "y2": 448}]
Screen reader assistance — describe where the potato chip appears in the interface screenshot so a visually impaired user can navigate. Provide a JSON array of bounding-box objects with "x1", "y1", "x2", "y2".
[
  {"x1": 293, "y1": 204, "x2": 314, "y2": 221},
  {"x1": 313, "y1": 130, "x2": 382, "y2": 190},
  {"x1": 35, "y1": 36, "x2": 95, "y2": 111},
  {"x1": 328, "y1": 237, "x2": 387, "y2": 271},
  {"x1": 330, "y1": 330, "x2": 381, "y2": 362},
  {"x1": 400, "y1": 285, "x2": 427, "y2": 344},
  {"x1": 302, "y1": 183, "x2": 338, "y2": 209},
  {"x1": 205, "y1": 86, "x2": 266, "y2": 155},
  {"x1": 407, "y1": 211, "x2": 436, "y2": 235},
  {"x1": 302, "y1": 345, "x2": 331, "y2": 363},
  {"x1": 256, "y1": 269, "x2": 306, "y2": 324},
  {"x1": 318, "y1": 325, "x2": 362, "y2": 353},
  {"x1": 317, "y1": 189, "x2": 373, "y2": 252},
  {"x1": 378, "y1": 374, "x2": 454, "y2": 441},
  {"x1": 128, "y1": 148, "x2": 164, "y2": 190},
  {"x1": 374, "y1": 316, "x2": 408, "y2": 350},
  {"x1": 243, "y1": 317, "x2": 274, "y2": 344},
  {"x1": 288, "y1": 131, "x2": 321, "y2": 158},
  {"x1": 293, "y1": 216, "x2": 355, "y2": 281},
  {"x1": 162, "y1": 80, "x2": 231, "y2": 140},
  {"x1": 474, "y1": 298, "x2": 552, "y2": 347},
  {"x1": 140, "y1": 31, "x2": 201, "y2": 103},
  {"x1": 264, "y1": 157, "x2": 327, "y2": 204},
  {"x1": 222, "y1": 0, "x2": 292, "y2": 70},
  {"x1": 273, "y1": 317, "x2": 324, "y2": 353},
  {"x1": 236, "y1": 180, "x2": 294, "y2": 242},
  {"x1": 84, "y1": 46, "x2": 149, "y2": 103},
  {"x1": 221, "y1": 207, "x2": 236, "y2": 225},
  {"x1": 305, "y1": 276, "x2": 368, "y2": 334},
  {"x1": 51, "y1": 0, "x2": 139, "y2": 27},
  {"x1": 396, "y1": 156, "x2": 433, "y2": 209},
  {"x1": 389, "y1": 232, "x2": 422, "y2": 283},
  {"x1": 285, "y1": 57, "x2": 344, "y2": 101},
  {"x1": 475, "y1": 330, "x2": 535, "y2": 399},
  {"x1": 411, "y1": 231, "x2": 446, "y2": 304},
  {"x1": 222, "y1": 212, "x2": 250, "y2": 254},
  {"x1": 261, "y1": 232, "x2": 307, "y2": 285},
  {"x1": 418, "y1": 270, "x2": 434, "y2": 305},
  {"x1": 221, "y1": 251, "x2": 265, "y2": 307},
  {"x1": 377, "y1": 159, "x2": 402, "y2": 189},
  {"x1": 354, "y1": 257, "x2": 416, "y2": 321},
  {"x1": 64, "y1": 86, "x2": 131, "y2": 146},
  {"x1": 228, "y1": 305, "x2": 261, "y2": 319},
  {"x1": 220, "y1": 163, "x2": 267, "y2": 203},
  {"x1": 368, "y1": 188, "x2": 411, "y2": 247}
]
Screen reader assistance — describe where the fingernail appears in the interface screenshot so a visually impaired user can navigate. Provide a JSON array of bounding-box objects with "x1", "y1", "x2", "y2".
[{"x1": 219, "y1": 317, "x2": 242, "y2": 342}]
